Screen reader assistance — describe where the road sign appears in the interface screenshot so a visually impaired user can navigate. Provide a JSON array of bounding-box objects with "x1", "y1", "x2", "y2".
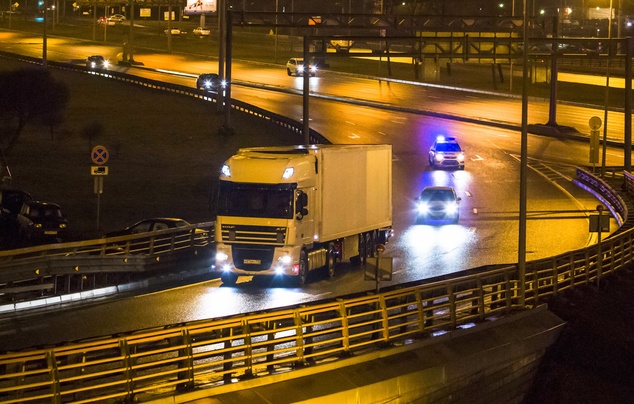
[
  {"x1": 91, "y1": 145, "x2": 109, "y2": 165},
  {"x1": 364, "y1": 256, "x2": 393, "y2": 281},
  {"x1": 589, "y1": 116, "x2": 602, "y2": 130},
  {"x1": 589, "y1": 214, "x2": 610, "y2": 232},
  {"x1": 91, "y1": 166, "x2": 109, "y2": 176}
]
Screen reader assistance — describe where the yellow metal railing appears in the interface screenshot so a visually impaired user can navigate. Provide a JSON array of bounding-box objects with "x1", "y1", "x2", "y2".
[{"x1": 0, "y1": 184, "x2": 632, "y2": 402}]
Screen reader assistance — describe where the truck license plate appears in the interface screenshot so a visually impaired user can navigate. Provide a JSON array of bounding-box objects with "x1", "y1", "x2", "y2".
[{"x1": 243, "y1": 259, "x2": 261, "y2": 264}]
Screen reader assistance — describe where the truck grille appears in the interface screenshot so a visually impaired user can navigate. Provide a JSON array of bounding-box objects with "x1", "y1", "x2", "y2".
[
  {"x1": 221, "y1": 224, "x2": 287, "y2": 245},
  {"x1": 232, "y1": 245, "x2": 275, "y2": 271}
]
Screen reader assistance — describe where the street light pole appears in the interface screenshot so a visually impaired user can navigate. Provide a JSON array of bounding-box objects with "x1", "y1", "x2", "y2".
[
  {"x1": 601, "y1": 0, "x2": 613, "y2": 177},
  {"x1": 518, "y1": 0, "x2": 530, "y2": 308},
  {"x1": 42, "y1": 0, "x2": 47, "y2": 68}
]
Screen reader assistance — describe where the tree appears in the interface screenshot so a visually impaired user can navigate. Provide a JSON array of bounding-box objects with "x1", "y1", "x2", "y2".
[
  {"x1": 0, "y1": 68, "x2": 70, "y2": 154},
  {"x1": 81, "y1": 121, "x2": 105, "y2": 152}
]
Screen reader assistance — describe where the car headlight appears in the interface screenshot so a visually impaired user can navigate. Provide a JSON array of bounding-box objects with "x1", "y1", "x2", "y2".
[
  {"x1": 298, "y1": 65, "x2": 305, "y2": 72},
  {"x1": 435, "y1": 153, "x2": 444, "y2": 162},
  {"x1": 417, "y1": 203, "x2": 429, "y2": 214},
  {"x1": 445, "y1": 203, "x2": 458, "y2": 215},
  {"x1": 457, "y1": 153, "x2": 465, "y2": 162},
  {"x1": 310, "y1": 66, "x2": 317, "y2": 73},
  {"x1": 216, "y1": 252, "x2": 228, "y2": 262}
]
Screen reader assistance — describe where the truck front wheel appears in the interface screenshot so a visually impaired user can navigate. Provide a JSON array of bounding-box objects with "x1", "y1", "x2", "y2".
[{"x1": 220, "y1": 272, "x2": 238, "y2": 286}]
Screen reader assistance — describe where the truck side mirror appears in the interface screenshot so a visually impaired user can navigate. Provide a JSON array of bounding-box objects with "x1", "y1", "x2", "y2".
[{"x1": 296, "y1": 191, "x2": 308, "y2": 219}]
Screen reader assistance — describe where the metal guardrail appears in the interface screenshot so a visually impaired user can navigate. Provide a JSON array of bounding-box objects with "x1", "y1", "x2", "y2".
[
  {"x1": 0, "y1": 222, "x2": 215, "y2": 297},
  {"x1": 0, "y1": 169, "x2": 632, "y2": 403}
]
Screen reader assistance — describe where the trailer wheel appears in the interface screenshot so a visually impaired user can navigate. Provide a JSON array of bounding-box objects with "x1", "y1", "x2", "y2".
[
  {"x1": 326, "y1": 243, "x2": 337, "y2": 278},
  {"x1": 220, "y1": 272, "x2": 238, "y2": 286},
  {"x1": 295, "y1": 250, "x2": 308, "y2": 286}
]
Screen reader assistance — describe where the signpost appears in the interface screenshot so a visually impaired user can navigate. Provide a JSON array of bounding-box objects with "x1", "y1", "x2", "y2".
[
  {"x1": 91, "y1": 145, "x2": 109, "y2": 229},
  {"x1": 364, "y1": 244, "x2": 393, "y2": 293},
  {"x1": 589, "y1": 116, "x2": 602, "y2": 172},
  {"x1": 590, "y1": 204, "x2": 609, "y2": 284}
]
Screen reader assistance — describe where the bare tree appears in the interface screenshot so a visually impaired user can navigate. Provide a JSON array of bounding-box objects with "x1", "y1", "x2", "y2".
[
  {"x1": 0, "y1": 68, "x2": 70, "y2": 154},
  {"x1": 81, "y1": 121, "x2": 105, "y2": 152}
]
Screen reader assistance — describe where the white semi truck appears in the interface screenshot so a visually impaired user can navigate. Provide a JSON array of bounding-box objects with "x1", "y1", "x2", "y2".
[{"x1": 213, "y1": 144, "x2": 393, "y2": 286}]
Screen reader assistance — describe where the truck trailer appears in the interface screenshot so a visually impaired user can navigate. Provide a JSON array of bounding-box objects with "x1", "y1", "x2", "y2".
[{"x1": 213, "y1": 144, "x2": 393, "y2": 286}]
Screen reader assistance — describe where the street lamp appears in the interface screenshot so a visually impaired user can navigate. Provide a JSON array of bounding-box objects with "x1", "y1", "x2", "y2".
[{"x1": 601, "y1": 0, "x2": 613, "y2": 177}]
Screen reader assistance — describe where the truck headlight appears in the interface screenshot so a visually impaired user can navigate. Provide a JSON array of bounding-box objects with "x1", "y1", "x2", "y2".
[
  {"x1": 279, "y1": 255, "x2": 292, "y2": 265},
  {"x1": 216, "y1": 252, "x2": 228, "y2": 262}
]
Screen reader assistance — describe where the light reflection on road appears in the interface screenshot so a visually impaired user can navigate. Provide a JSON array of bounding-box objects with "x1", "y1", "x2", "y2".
[{"x1": 395, "y1": 223, "x2": 477, "y2": 279}]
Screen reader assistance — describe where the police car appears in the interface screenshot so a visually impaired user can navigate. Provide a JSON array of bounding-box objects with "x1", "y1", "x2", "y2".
[{"x1": 428, "y1": 136, "x2": 465, "y2": 170}]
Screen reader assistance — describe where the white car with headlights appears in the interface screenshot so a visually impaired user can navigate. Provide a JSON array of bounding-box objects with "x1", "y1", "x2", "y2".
[
  {"x1": 416, "y1": 186, "x2": 461, "y2": 224},
  {"x1": 86, "y1": 55, "x2": 109, "y2": 71},
  {"x1": 429, "y1": 135, "x2": 465, "y2": 170},
  {"x1": 286, "y1": 58, "x2": 317, "y2": 77},
  {"x1": 193, "y1": 26, "x2": 211, "y2": 36}
]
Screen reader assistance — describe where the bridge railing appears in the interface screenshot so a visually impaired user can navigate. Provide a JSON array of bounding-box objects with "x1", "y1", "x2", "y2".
[
  {"x1": 1, "y1": 167, "x2": 633, "y2": 403},
  {"x1": 0, "y1": 222, "x2": 215, "y2": 297},
  {"x1": 2, "y1": 50, "x2": 634, "y2": 403}
]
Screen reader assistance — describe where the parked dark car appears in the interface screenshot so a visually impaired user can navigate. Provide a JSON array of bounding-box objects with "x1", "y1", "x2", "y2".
[
  {"x1": 0, "y1": 189, "x2": 32, "y2": 248},
  {"x1": 0, "y1": 189, "x2": 32, "y2": 217},
  {"x1": 16, "y1": 200, "x2": 68, "y2": 244}
]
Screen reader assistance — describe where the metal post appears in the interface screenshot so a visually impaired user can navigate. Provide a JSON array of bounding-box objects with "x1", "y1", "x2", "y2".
[
  {"x1": 303, "y1": 35, "x2": 310, "y2": 144},
  {"x1": 596, "y1": 205, "x2": 604, "y2": 284},
  {"x1": 217, "y1": 0, "x2": 225, "y2": 113},
  {"x1": 547, "y1": 16, "x2": 558, "y2": 126},
  {"x1": 222, "y1": 10, "x2": 233, "y2": 135},
  {"x1": 42, "y1": 0, "x2": 47, "y2": 67},
  {"x1": 602, "y1": 0, "x2": 614, "y2": 177},
  {"x1": 518, "y1": 0, "x2": 530, "y2": 308},
  {"x1": 625, "y1": 36, "x2": 632, "y2": 172}
]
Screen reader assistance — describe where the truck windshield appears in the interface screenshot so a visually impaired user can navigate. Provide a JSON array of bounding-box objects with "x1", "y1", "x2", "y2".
[{"x1": 217, "y1": 182, "x2": 294, "y2": 219}]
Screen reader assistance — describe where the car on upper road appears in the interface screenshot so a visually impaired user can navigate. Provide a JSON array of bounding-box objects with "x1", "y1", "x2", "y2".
[
  {"x1": 428, "y1": 135, "x2": 465, "y2": 170},
  {"x1": 416, "y1": 186, "x2": 461, "y2": 224},
  {"x1": 164, "y1": 28, "x2": 185, "y2": 35},
  {"x1": 105, "y1": 218, "x2": 205, "y2": 238},
  {"x1": 16, "y1": 200, "x2": 68, "y2": 244},
  {"x1": 97, "y1": 16, "x2": 115, "y2": 26},
  {"x1": 103, "y1": 218, "x2": 210, "y2": 254},
  {"x1": 86, "y1": 55, "x2": 109, "y2": 71},
  {"x1": 193, "y1": 26, "x2": 211, "y2": 36},
  {"x1": 286, "y1": 58, "x2": 317, "y2": 77},
  {"x1": 107, "y1": 14, "x2": 125, "y2": 22},
  {"x1": 196, "y1": 73, "x2": 223, "y2": 92}
]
